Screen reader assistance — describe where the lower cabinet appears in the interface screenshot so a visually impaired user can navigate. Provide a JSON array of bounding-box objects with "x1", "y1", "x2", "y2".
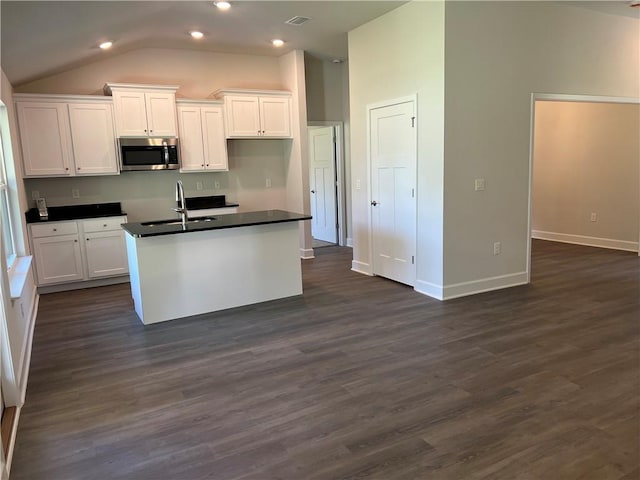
[{"x1": 29, "y1": 216, "x2": 128, "y2": 286}]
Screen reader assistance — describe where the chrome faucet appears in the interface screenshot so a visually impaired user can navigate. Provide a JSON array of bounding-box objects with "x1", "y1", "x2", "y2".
[{"x1": 172, "y1": 180, "x2": 188, "y2": 228}]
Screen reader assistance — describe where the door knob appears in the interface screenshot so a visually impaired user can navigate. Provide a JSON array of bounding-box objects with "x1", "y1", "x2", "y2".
[{"x1": 371, "y1": 200, "x2": 378, "y2": 206}]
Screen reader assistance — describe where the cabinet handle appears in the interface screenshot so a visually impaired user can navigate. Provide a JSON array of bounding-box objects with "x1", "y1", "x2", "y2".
[
  {"x1": 74, "y1": 239, "x2": 78, "y2": 243},
  {"x1": 103, "y1": 224, "x2": 108, "y2": 227},
  {"x1": 53, "y1": 228, "x2": 57, "y2": 232},
  {"x1": 65, "y1": 167, "x2": 69, "y2": 171},
  {"x1": 86, "y1": 238, "x2": 89, "y2": 241},
  {"x1": 77, "y1": 167, "x2": 81, "y2": 170}
]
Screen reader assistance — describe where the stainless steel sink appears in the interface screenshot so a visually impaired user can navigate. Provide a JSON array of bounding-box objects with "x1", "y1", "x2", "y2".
[{"x1": 141, "y1": 217, "x2": 217, "y2": 227}]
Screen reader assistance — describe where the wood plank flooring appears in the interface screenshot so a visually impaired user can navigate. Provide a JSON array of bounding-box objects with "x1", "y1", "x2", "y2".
[{"x1": 10, "y1": 240, "x2": 640, "y2": 479}]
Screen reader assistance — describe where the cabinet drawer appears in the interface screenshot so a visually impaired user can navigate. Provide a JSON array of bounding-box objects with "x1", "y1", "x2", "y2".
[
  {"x1": 30, "y1": 221, "x2": 78, "y2": 238},
  {"x1": 83, "y1": 216, "x2": 127, "y2": 233}
]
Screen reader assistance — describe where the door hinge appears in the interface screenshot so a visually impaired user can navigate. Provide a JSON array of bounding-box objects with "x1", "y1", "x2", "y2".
[
  {"x1": 411, "y1": 188, "x2": 415, "y2": 198},
  {"x1": 411, "y1": 116, "x2": 416, "y2": 128},
  {"x1": 412, "y1": 255, "x2": 415, "y2": 265}
]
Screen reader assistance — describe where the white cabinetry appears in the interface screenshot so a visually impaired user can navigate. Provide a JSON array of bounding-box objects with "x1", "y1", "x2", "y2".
[
  {"x1": 30, "y1": 222, "x2": 83, "y2": 285},
  {"x1": 83, "y1": 218, "x2": 129, "y2": 278},
  {"x1": 15, "y1": 95, "x2": 118, "y2": 177},
  {"x1": 214, "y1": 89, "x2": 292, "y2": 138},
  {"x1": 29, "y1": 216, "x2": 128, "y2": 287},
  {"x1": 104, "y1": 83, "x2": 179, "y2": 137},
  {"x1": 176, "y1": 100, "x2": 228, "y2": 172}
]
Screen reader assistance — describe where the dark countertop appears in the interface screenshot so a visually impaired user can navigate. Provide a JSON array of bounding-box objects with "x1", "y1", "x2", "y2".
[
  {"x1": 122, "y1": 210, "x2": 312, "y2": 238},
  {"x1": 25, "y1": 202, "x2": 125, "y2": 223}
]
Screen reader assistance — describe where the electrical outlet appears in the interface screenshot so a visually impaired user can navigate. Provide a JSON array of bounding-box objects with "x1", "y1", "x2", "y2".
[
  {"x1": 356, "y1": 179, "x2": 361, "y2": 190},
  {"x1": 590, "y1": 212, "x2": 597, "y2": 222},
  {"x1": 72, "y1": 188, "x2": 80, "y2": 199},
  {"x1": 266, "y1": 178, "x2": 272, "y2": 188},
  {"x1": 475, "y1": 178, "x2": 486, "y2": 191},
  {"x1": 493, "y1": 241, "x2": 501, "y2": 255},
  {"x1": 196, "y1": 181, "x2": 203, "y2": 191},
  {"x1": 214, "y1": 181, "x2": 221, "y2": 189},
  {"x1": 32, "y1": 190, "x2": 40, "y2": 200}
]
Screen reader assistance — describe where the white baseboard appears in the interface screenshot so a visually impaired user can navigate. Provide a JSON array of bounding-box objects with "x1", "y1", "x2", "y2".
[
  {"x1": 5, "y1": 406, "x2": 21, "y2": 474},
  {"x1": 346, "y1": 237, "x2": 353, "y2": 247},
  {"x1": 300, "y1": 248, "x2": 315, "y2": 259},
  {"x1": 18, "y1": 290, "x2": 38, "y2": 405},
  {"x1": 414, "y1": 280, "x2": 444, "y2": 300},
  {"x1": 442, "y1": 271, "x2": 529, "y2": 300},
  {"x1": 351, "y1": 260, "x2": 373, "y2": 276},
  {"x1": 38, "y1": 275, "x2": 130, "y2": 294},
  {"x1": 532, "y1": 230, "x2": 639, "y2": 252}
]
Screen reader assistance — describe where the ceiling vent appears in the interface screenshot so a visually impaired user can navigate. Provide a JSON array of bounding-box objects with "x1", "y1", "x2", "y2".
[{"x1": 285, "y1": 16, "x2": 311, "y2": 26}]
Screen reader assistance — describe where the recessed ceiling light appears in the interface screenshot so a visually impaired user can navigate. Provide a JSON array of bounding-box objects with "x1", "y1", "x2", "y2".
[
  {"x1": 272, "y1": 39, "x2": 285, "y2": 47},
  {"x1": 99, "y1": 41, "x2": 113, "y2": 50},
  {"x1": 214, "y1": 1, "x2": 231, "y2": 10},
  {"x1": 190, "y1": 31, "x2": 204, "y2": 39}
]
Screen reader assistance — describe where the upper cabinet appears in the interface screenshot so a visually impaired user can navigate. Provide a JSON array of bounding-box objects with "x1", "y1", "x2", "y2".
[
  {"x1": 104, "y1": 83, "x2": 179, "y2": 137},
  {"x1": 176, "y1": 100, "x2": 228, "y2": 172},
  {"x1": 214, "y1": 89, "x2": 292, "y2": 139},
  {"x1": 15, "y1": 95, "x2": 119, "y2": 178}
]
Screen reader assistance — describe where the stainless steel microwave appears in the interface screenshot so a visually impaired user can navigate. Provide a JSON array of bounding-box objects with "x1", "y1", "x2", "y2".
[{"x1": 119, "y1": 138, "x2": 179, "y2": 171}]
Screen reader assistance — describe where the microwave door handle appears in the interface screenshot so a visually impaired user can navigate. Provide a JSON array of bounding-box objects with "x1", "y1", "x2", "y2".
[{"x1": 163, "y1": 143, "x2": 169, "y2": 165}]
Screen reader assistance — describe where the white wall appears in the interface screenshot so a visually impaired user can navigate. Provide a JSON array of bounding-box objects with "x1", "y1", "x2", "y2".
[
  {"x1": 13, "y1": 48, "x2": 296, "y2": 222},
  {"x1": 348, "y1": 1, "x2": 445, "y2": 288},
  {"x1": 532, "y1": 101, "x2": 639, "y2": 251},
  {"x1": 442, "y1": 2, "x2": 640, "y2": 293},
  {"x1": 278, "y1": 50, "x2": 312, "y2": 257}
]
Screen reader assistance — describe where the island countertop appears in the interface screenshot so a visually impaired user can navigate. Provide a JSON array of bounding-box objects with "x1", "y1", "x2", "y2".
[{"x1": 121, "y1": 209, "x2": 312, "y2": 238}]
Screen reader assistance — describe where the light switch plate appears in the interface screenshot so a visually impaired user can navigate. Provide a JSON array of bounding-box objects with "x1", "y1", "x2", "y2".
[{"x1": 475, "y1": 178, "x2": 486, "y2": 191}]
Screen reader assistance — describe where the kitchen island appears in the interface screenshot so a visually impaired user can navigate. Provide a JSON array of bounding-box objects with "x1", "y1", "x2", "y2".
[{"x1": 121, "y1": 210, "x2": 311, "y2": 325}]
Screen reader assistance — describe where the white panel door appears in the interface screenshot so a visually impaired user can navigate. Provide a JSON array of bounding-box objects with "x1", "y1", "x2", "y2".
[
  {"x1": 309, "y1": 126, "x2": 337, "y2": 243},
  {"x1": 370, "y1": 99, "x2": 416, "y2": 286},
  {"x1": 17, "y1": 102, "x2": 72, "y2": 176},
  {"x1": 68, "y1": 103, "x2": 118, "y2": 175},
  {"x1": 260, "y1": 96, "x2": 291, "y2": 137},
  {"x1": 145, "y1": 92, "x2": 177, "y2": 137},
  {"x1": 32, "y1": 235, "x2": 83, "y2": 285},
  {"x1": 225, "y1": 96, "x2": 261, "y2": 137},
  {"x1": 112, "y1": 91, "x2": 148, "y2": 136},
  {"x1": 201, "y1": 106, "x2": 228, "y2": 170},
  {"x1": 85, "y1": 230, "x2": 129, "y2": 278},
  {"x1": 177, "y1": 105, "x2": 205, "y2": 171}
]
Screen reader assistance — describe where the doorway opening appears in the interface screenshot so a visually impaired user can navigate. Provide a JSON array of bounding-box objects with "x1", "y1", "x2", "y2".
[
  {"x1": 527, "y1": 93, "x2": 640, "y2": 278},
  {"x1": 307, "y1": 122, "x2": 346, "y2": 248}
]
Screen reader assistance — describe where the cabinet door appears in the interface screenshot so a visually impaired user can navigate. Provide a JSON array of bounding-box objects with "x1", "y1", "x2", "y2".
[
  {"x1": 224, "y1": 96, "x2": 261, "y2": 137},
  {"x1": 177, "y1": 106, "x2": 205, "y2": 171},
  {"x1": 68, "y1": 103, "x2": 118, "y2": 175},
  {"x1": 260, "y1": 96, "x2": 291, "y2": 137},
  {"x1": 16, "y1": 102, "x2": 73, "y2": 176},
  {"x1": 32, "y1": 235, "x2": 83, "y2": 285},
  {"x1": 112, "y1": 91, "x2": 148, "y2": 136},
  {"x1": 85, "y1": 230, "x2": 129, "y2": 278},
  {"x1": 145, "y1": 92, "x2": 177, "y2": 137},
  {"x1": 201, "y1": 106, "x2": 228, "y2": 171}
]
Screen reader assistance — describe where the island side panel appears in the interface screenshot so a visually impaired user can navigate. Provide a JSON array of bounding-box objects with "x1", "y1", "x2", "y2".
[
  {"x1": 129, "y1": 222, "x2": 302, "y2": 324},
  {"x1": 125, "y1": 233, "x2": 145, "y2": 321}
]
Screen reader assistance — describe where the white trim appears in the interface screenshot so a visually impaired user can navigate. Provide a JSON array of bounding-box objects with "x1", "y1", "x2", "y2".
[
  {"x1": 442, "y1": 271, "x2": 529, "y2": 300},
  {"x1": 37, "y1": 275, "x2": 129, "y2": 294},
  {"x1": 17, "y1": 291, "x2": 38, "y2": 405},
  {"x1": 414, "y1": 280, "x2": 444, "y2": 300},
  {"x1": 534, "y1": 93, "x2": 640, "y2": 104},
  {"x1": 308, "y1": 121, "x2": 347, "y2": 247},
  {"x1": 365, "y1": 94, "x2": 418, "y2": 283},
  {"x1": 8, "y1": 256, "x2": 31, "y2": 300},
  {"x1": 300, "y1": 248, "x2": 315, "y2": 259},
  {"x1": 532, "y1": 230, "x2": 639, "y2": 252},
  {"x1": 4, "y1": 406, "x2": 21, "y2": 474},
  {"x1": 346, "y1": 237, "x2": 353, "y2": 248},
  {"x1": 351, "y1": 260, "x2": 373, "y2": 276},
  {"x1": 528, "y1": 92, "x2": 640, "y2": 269}
]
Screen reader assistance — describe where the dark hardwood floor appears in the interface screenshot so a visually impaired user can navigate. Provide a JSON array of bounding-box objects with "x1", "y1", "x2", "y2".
[{"x1": 10, "y1": 240, "x2": 640, "y2": 479}]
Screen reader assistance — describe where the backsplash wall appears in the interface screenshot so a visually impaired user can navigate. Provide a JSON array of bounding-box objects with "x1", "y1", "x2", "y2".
[{"x1": 24, "y1": 139, "x2": 288, "y2": 222}]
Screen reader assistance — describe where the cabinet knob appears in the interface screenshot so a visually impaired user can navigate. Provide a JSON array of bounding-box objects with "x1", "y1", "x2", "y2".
[
  {"x1": 65, "y1": 167, "x2": 69, "y2": 171},
  {"x1": 74, "y1": 239, "x2": 78, "y2": 243},
  {"x1": 86, "y1": 238, "x2": 90, "y2": 241},
  {"x1": 144, "y1": 129, "x2": 147, "y2": 133},
  {"x1": 103, "y1": 224, "x2": 108, "y2": 227},
  {"x1": 77, "y1": 167, "x2": 81, "y2": 170},
  {"x1": 206, "y1": 164, "x2": 209, "y2": 167},
  {"x1": 201, "y1": 164, "x2": 205, "y2": 167}
]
